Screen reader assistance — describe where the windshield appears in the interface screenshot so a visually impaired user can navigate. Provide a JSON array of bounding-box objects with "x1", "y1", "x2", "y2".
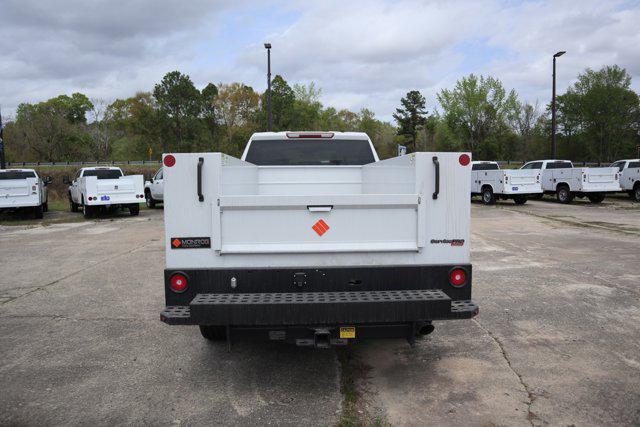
[
  {"x1": 245, "y1": 139, "x2": 375, "y2": 166},
  {"x1": 472, "y1": 163, "x2": 499, "y2": 171},
  {"x1": 83, "y1": 169, "x2": 123, "y2": 179},
  {"x1": 0, "y1": 171, "x2": 36, "y2": 180}
]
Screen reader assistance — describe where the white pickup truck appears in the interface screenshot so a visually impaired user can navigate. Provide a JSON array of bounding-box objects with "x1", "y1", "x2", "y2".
[
  {"x1": 160, "y1": 131, "x2": 477, "y2": 347},
  {"x1": 611, "y1": 159, "x2": 640, "y2": 201},
  {"x1": 144, "y1": 167, "x2": 164, "y2": 208},
  {"x1": 471, "y1": 161, "x2": 541, "y2": 205},
  {"x1": 64, "y1": 167, "x2": 144, "y2": 217},
  {"x1": 0, "y1": 169, "x2": 52, "y2": 218},
  {"x1": 521, "y1": 160, "x2": 620, "y2": 203}
]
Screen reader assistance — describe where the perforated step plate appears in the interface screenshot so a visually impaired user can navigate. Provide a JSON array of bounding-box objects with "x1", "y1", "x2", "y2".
[{"x1": 189, "y1": 289, "x2": 452, "y2": 326}]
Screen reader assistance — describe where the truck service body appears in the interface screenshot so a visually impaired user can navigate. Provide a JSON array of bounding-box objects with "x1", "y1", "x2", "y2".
[
  {"x1": 521, "y1": 160, "x2": 620, "y2": 203},
  {"x1": 160, "y1": 132, "x2": 477, "y2": 346},
  {"x1": 66, "y1": 167, "x2": 144, "y2": 217},
  {"x1": 611, "y1": 159, "x2": 640, "y2": 201},
  {"x1": 471, "y1": 161, "x2": 541, "y2": 204},
  {"x1": 0, "y1": 169, "x2": 51, "y2": 218}
]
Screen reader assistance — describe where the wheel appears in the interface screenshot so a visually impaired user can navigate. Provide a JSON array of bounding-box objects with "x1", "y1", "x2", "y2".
[
  {"x1": 634, "y1": 184, "x2": 640, "y2": 202},
  {"x1": 33, "y1": 204, "x2": 44, "y2": 219},
  {"x1": 199, "y1": 325, "x2": 227, "y2": 341},
  {"x1": 145, "y1": 190, "x2": 156, "y2": 209},
  {"x1": 82, "y1": 201, "x2": 93, "y2": 218},
  {"x1": 556, "y1": 185, "x2": 573, "y2": 204},
  {"x1": 513, "y1": 195, "x2": 527, "y2": 205},
  {"x1": 129, "y1": 204, "x2": 140, "y2": 216},
  {"x1": 481, "y1": 187, "x2": 495, "y2": 205},
  {"x1": 587, "y1": 193, "x2": 605, "y2": 204},
  {"x1": 70, "y1": 194, "x2": 79, "y2": 212}
]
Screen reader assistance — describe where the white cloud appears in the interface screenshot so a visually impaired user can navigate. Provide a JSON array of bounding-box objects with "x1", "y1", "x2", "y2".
[{"x1": 1, "y1": 0, "x2": 639, "y2": 123}]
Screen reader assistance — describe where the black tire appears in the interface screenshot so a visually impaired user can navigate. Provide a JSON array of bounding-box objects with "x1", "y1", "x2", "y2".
[
  {"x1": 634, "y1": 184, "x2": 640, "y2": 202},
  {"x1": 70, "y1": 194, "x2": 79, "y2": 212},
  {"x1": 82, "y1": 200, "x2": 92, "y2": 218},
  {"x1": 587, "y1": 193, "x2": 605, "y2": 204},
  {"x1": 513, "y1": 195, "x2": 527, "y2": 205},
  {"x1": 199, "y1": 325, "x2": 227, "y2": 341},
  {"x1": 34, "y1": 204, "x2": 44, "y2": 219},
  {"x1": 481, "y1": 186, "x2": 495, "y2": 205},
  {"x1": 129, "y1": 204, "x2": 140, "y2": 216},
  {"x1": 556, "y1": 185, "x2": 573, "y2": 204},
  {"x1": 145, "y1": 190, "x2": 156, "y2": 209}
]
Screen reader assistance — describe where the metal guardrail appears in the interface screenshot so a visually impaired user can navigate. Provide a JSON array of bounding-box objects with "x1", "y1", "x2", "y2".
[{"x1": 6, "y1": 160, "x2": 162, "y2": 167}]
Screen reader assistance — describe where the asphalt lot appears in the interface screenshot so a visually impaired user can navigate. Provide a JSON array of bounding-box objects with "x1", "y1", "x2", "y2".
[{"x1": 1, "y1": 196, "x2": 639, "y2": 426}]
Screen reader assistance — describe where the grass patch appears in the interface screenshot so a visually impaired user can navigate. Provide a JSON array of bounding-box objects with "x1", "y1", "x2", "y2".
[{"x1": 337, "y1": 348, "x2": 360, "y2": 427}]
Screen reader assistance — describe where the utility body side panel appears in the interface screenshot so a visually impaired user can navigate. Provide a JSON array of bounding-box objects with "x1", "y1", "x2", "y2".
[
  {"x1": 471, "y1": 169, "x2": 541, "y2": 195},
  {"x1": 0, "y1": 173, "x2": 46, "y2": 209}
]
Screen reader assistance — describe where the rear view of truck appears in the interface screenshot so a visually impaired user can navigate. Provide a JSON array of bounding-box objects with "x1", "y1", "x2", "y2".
[{"x1": 160, "y1": 132, "x2": 477, "y2": 347}]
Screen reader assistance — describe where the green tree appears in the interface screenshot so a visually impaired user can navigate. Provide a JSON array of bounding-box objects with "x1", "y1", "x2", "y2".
[
  {"x1": 437, "y1": 74, "x2": 518, "y2": 159},
  {"x1": 153, "y1": 71, "x2": 202, "y2": 151},
  {"x1": 557, "y1": 65, "x2": 640, "y2": 162},
  {"x1": 201, "y1": 83, "x2": 220, "y2": 150},
  {"x1": 393, "y1": 90, "x2": 428, "y2": 152},
  {"x1": 261, "y1": 75, "x2": 295, "y2": 131},
  {"x1": 214, "y1": 83, "x2": 260, "y2": 156}
]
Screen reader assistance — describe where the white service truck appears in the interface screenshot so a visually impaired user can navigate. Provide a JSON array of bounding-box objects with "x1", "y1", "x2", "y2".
[
  {"x1": 144, "y1": 167, "x2": 164, "y2": 208},
  {"x1": 0, "y1": 169, "x2": 52, "y2": 218},
  {"x1": 160, "y1": 131, "x2": 478, "y2": 347},
  {"x1": 521, "y1": 160, "x2": 620, "y2": 203},
  {"x1": 64, "y1": 167, "x2": 144, "y2": 217},
  {"x1": 611, "y1": 159, "x2": 640, "y2": 201},
  {"x1": 471, "y1": 161, "x2": 541, "y2": 205}
]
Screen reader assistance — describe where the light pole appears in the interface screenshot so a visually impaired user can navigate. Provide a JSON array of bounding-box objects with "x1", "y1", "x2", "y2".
[
  {"x1": 551, "y1": 50, "x2": 566, "y2": 158},
  {"x1": 264, "y1": 43, "x2": 272, "y2": 132}
]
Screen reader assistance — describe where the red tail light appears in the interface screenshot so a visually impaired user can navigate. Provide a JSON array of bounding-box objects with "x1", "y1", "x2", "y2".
[
  {"x1": 459, "y1": 154, "x2": 470, "y2": 166},
  {"x1": 164, "y1": 154, "x2": 176, "y2": 167},
  {"x1": 169, "y1": 273, "x2": 188, "y2": 293},
  {"x1": 450, "y1": 268, "x2": 467, "y2": 287}
]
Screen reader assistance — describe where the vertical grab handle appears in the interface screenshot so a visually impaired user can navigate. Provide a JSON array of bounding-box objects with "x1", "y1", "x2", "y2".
[
  {"x1": 432, "y1": 156, "x2": 440, "y2": 200},
  {"x1": 197, "y1": 157, "x2": 204, "y2": 202}
]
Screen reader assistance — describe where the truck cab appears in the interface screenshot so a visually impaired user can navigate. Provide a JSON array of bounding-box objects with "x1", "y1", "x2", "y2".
[
  {"x1": 160, "y1": 132, "x2": 477, "y2": 347},
  {"x1": 0, "y1": 169, "x2": 51, "y2": 218},
  {"x1": 611, "y1": 159, "x2": 640, "y2": 201},
  {"x1": 144, "y1": 167, "x2": 164, "y2": 208}
]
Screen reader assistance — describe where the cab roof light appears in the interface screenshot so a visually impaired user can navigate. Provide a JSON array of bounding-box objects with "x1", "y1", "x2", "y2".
[{"x1": 286, "y1": 132, "x2": 334, "y2": 139}]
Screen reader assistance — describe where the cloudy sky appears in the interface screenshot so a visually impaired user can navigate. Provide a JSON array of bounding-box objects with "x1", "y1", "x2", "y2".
[{"x1": 1, "y1": 0, "x2": 639, "y2": 121}]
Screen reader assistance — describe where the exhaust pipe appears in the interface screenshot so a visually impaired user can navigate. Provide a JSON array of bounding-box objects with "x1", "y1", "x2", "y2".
[{"x1": 418, "y1": 324, "x2": 435, "y2": 336}]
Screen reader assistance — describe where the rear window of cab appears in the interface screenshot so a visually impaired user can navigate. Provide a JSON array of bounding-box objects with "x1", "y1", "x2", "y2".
[{"x1": 0, "y1": 171, "x2": 37, "y2": 180}]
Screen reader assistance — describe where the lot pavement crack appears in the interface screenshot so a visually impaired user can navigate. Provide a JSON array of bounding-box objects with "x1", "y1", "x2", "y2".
[
  {"x1": 0, "y1": 313, "x2": 149, "y2": 323},
  {"x1": 473, "y1": 318, "x2": 540, "y2": 426},
  {"x1": 0, "y1": 239, "x2": 156, "y2": 306}
]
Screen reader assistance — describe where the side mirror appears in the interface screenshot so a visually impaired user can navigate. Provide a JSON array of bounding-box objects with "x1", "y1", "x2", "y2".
[
  {"x1": 63, "y1": 175, "x2": 70, "y2": 185},
  {"x1": 149, "y1": 178, "x2": 154, "y2": 183},
  {"x1": 44, "y1": 176, "x2": 53, "y2": 185}
]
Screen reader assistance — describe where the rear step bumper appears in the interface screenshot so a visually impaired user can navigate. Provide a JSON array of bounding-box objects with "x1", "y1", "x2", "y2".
[{"x1": 160, "y1": 289, "x2": 478, "y2": 326}]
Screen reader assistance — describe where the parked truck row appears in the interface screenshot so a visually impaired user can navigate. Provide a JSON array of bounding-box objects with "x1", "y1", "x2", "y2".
[{"x1": 472, "y1": 159, "x2": 639, "y2": 204}]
